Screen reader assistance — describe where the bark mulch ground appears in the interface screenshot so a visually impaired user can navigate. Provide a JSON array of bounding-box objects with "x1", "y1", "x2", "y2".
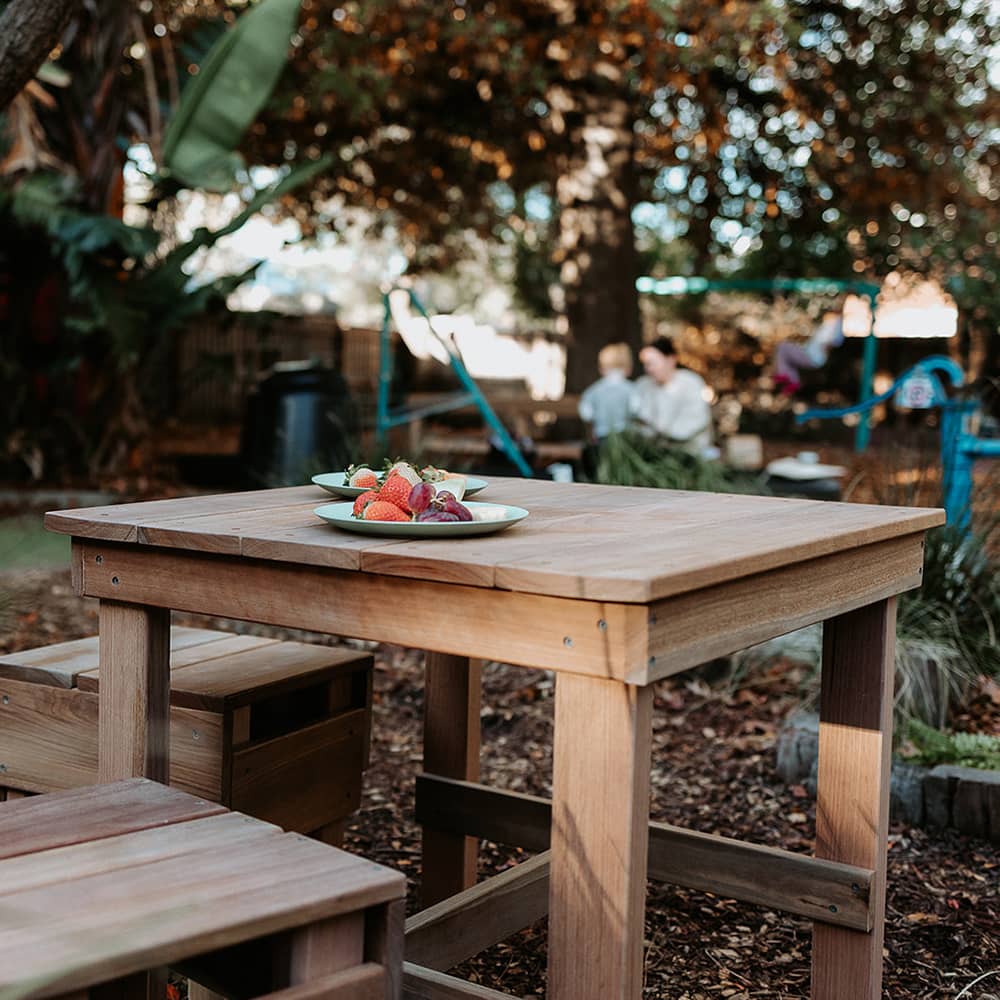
[{"x1": 2, "y1": 568, "x2": 997, "y2": 1000}]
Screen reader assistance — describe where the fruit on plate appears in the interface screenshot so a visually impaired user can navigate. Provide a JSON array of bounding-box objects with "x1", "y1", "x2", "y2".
[
  {"x1": 353, "y1": 480, "x2": 476, "y2": 523},
  {"x1": 415, "y1": 510, "x2": 461, "y2": 522},
  {"x1": 469, "y1": 503, "x2": 508, "y2": 523},
  {"x1": 419, "y1": 464, "x2": 452, "y2": 482},
  {"x1": 352, "y1": 489, "x2": 379, "y2": 517},
  {"x1": 341, "y1": 458, "x2": 470, "y2": 493},
  {"x1": 407, "y1": 481, "x2": 436, "y2": 513},
  {"x1": 433, "y1": 475, "x2": 467, "y2": 500},
  {"x1": 411, "y1": 484, "x2": 473, "y2": 522},
  {"x1": 378, "y1": 473, "x2": 414, "y2": 513},
  {"x1": 346, "y1": 465, "x2": 379, "y2": 489},
  {"x1": 362, "y1": 500, "x2": 409, "y2": 522},
  {"x1": 385, "y1": 460, "x2": 422, "y2": 486}
]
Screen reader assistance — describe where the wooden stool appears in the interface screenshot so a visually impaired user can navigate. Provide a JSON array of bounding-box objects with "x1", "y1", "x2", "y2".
[
  {"x1": 0, "y1": 779, "x2": 404, "y2": 1000},
  {"x1": 0, "y1": 628, "x2": 373, "y2": 838}
]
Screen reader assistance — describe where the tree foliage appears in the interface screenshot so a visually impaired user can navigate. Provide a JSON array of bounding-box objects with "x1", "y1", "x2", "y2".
[{"x1": 218, "y1": 0, "x2": 998, "y2": 387}]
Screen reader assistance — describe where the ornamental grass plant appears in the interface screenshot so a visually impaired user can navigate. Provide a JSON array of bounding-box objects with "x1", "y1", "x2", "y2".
[{"x1": 593, "y1": 429, "x2": 766, "y2": 494}]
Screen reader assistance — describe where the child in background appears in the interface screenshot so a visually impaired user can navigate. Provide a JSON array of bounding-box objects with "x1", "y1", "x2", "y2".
[
  {"x1": 773, "y1": 310, "x2": 845, "y2": 396},
  {"x1": 578, "y1": 342, "x2": 635, "y2": 444}
]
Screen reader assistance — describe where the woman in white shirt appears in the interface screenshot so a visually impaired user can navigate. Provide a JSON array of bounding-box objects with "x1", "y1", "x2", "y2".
[{"x1": 631, "y1": 337, "x2": 713, "y2": 454}]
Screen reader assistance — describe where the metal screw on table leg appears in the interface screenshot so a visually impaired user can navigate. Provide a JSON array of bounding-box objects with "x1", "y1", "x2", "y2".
[
  {"x1": 1, "y1": 695, "x2": 8, "y2": 705},
  {"x1": 191, "y1": 730, "x2": 201, "y2": 741},
  {"x1": 0, "y1": 764, "x2": 7, "y2": 773},
  {"x1": 563, "y1": 636, "x2": 574, "y2": 647},
  {"x1": 95, "y1": 555, "x2": 103, "y2": 564},
  {"x1": 597, "y1": 620, "x2": 607, "y2": 632},
  {"x1": 829, "y1": 905, "x2": 838, "y2": 913},
  {"x1": 111, "y1": 576, "x2": 120, "y2": 585}
]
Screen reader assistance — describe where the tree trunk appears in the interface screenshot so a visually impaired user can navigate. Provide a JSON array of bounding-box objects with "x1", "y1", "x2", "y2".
[
  {"x1": 0, "y1": 0, "x2": 82, "y2": 111},
  {"x1": 554, "y1": 90, "x2": 641, "y2": 395}
]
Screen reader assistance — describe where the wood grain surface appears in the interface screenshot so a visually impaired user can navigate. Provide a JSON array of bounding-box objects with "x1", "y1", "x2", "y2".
[{"x1": 46, "y1": 480, "x2": 942, "y2": 604}]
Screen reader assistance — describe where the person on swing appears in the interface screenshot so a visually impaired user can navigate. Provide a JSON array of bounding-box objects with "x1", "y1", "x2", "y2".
[{"x1": 773, "y1": 307, "x2": 845, "y2": 396}]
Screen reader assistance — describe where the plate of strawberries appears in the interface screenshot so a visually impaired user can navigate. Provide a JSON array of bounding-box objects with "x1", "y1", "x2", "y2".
[
  {"x1": 313, "y1": 466, "x2": 527, "y2": 538},
  {"x1": 312, "y1": 460, "x2": 488, "y2": 500}
]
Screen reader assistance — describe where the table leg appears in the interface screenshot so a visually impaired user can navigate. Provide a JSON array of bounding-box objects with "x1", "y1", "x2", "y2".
[
  {"x1": 548, "y1": 673, "x2": 653, "y2": 1000},
  {"x1": 97, "y1": 600, "x2": 171, "y2": 783},
  {"x1": 812, "y1": 598, "x2": 896, "y2": 999},
  {"x1": 421, "y1": 652, "x2": 482, "y2": 907}
]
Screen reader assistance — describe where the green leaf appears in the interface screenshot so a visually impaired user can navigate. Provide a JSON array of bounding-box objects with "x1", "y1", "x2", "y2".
[
  {"x1": 161, "y1": 0, "x2": 303, "y2": 192},
  {"x1": 157, "y1": 154, "x2": 332, "y2": 274}
]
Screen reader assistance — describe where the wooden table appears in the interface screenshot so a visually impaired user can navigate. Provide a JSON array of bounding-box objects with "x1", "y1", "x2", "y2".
[{"x1": 46, "y1": 479, "x2": 943, "y2": 1000}]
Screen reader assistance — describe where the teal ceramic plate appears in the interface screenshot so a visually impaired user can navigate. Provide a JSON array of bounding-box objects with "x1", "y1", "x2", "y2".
[
  {"x1": 313, "y1": 501, "x2": 528, "y2": 538},
  {"x1": 312, "y1": 472, "x2": 488, "y2": 499}
]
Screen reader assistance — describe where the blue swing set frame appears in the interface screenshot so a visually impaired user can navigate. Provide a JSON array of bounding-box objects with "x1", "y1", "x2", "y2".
[
  {"x1": 374, "y1": 286, "x2": 534, "y2": 478},
  {"x1": 797, "y1": 355, "x2": 1000, "y2": 531}
]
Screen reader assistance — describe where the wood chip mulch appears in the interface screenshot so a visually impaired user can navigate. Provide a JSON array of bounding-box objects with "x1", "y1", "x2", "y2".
[{"x1": 2, "y1": 569, "x2": 997, "y2": 1000}]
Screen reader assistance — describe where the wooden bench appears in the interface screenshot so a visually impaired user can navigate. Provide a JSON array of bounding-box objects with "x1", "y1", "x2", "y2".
[
  {"x1": 0, "y1": 628, "x2": 373, "y2": 840},
  {"x1": 0, "y1": 778, "x2": 404, "y2": 1000}
]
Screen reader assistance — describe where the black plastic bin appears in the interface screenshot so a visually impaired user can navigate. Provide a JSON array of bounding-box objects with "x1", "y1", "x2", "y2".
[{"x1": 241, "y1": 362, "x2": 358, "y2": 488}]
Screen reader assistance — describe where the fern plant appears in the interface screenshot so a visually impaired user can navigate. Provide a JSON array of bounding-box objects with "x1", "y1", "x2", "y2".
[{"x1": 900, "y1": 718, "x2": 1000, "y2": 770}]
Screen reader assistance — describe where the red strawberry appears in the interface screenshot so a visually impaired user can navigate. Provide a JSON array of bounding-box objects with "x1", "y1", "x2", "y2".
[
  {"x1": 378, "y1": 473, "x2": 413, "y2": 513},
  {"x1": 348, "y1": 467, "x2": 379, "y2": 489},
  {"x1": 362, "y1": 500, "x2": 410, "y2": 522},
  {"x1": 352, "y1": 490, "x2": 379, "y2": 518}
]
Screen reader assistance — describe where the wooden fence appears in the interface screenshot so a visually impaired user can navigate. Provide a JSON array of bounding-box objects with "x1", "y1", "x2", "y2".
[{"x1": 176, "y1": 315, "x2": 379, "y2": 425}]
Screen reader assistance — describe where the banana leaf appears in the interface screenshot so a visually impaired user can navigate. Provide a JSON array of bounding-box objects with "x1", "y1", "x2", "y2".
[
  {"x1": 161, "y1": 0, "x2": 302, "y2": 192},
  {"x1": 152, "y1": 153, "x2": 332, "y2": 282}
]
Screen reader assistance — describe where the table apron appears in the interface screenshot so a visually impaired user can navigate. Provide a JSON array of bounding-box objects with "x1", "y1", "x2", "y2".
[
  {"x1": 73, "y1": 533, "x2": 924, "y2": 684},
  {"x1": 72, "y1": 540, "x2": 643, "y2": 679},
  {"x1": 639, "y1": 533, "x2": 924, "y2": 684}
]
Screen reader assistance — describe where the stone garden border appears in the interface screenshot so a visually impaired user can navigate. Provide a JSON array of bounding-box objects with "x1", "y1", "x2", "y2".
[{"x1": 777, "y1": 712, "x2": 1000, "y2": 844}]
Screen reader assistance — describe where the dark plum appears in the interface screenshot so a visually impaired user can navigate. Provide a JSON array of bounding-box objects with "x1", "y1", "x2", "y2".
[
  {"x1": 443, "y1": 498, "x2": 473, "y2": 521},
  {"x1": 416, "y1": 510, "x2": 461, "y2": 522},
  {"x1": 408, "y1": 481, "x2": 435, "y2": 513}
]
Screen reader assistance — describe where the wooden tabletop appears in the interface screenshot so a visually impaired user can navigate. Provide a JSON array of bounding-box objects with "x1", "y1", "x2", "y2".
[{"x1": 46, "y1": 479, "x2": 943, "y2": 604}]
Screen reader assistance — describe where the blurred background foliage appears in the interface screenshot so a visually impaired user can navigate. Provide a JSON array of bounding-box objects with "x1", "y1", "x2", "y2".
[{"x1": 0, "y1": 0, "x2": 997, "y2": 478}]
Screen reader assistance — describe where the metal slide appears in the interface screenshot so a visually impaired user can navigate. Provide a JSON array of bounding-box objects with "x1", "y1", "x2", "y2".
[{"x1": 375, "y1": 286, "x2": 534, "y2": 477}]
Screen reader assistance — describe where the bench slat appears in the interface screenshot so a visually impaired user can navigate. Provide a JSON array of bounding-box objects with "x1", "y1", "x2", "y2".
[
  {"x1": 0, "y1": 778, "x2": 225, "y2": 861},
  {"x1": 75, "y1": 634, "x2": 281, "y2": 700},
  {"x1": 0, "y1": 812, "x2": 281, "y2": 896},
  {"x1": 135, "y1": 643, "x2": 371, "y2": 713},
  {"x1": 0, "y1": 627, "x2": 230, "y2": 688}
]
